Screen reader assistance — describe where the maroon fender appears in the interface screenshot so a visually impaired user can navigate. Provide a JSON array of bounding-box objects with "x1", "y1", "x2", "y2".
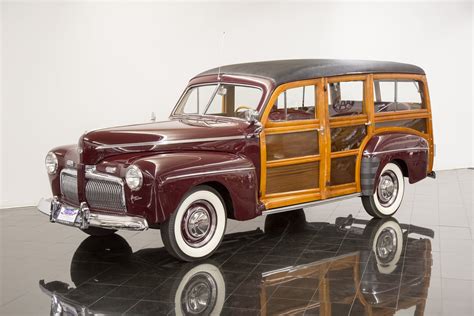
[
  {"x1": 360, "y1": 132, "x2": 429, "y2": 195},
  {"x1": 131, "y1": 151, "x2": 260, "y2": 225}
]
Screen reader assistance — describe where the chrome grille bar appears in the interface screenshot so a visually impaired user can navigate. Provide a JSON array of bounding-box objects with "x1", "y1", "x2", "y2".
[
  {"x1": 85, "y1": 168, "x2": 127, "y2": 212},
  {"x1": 59, "y1": 167, "x2": 127, "y2": 212},
  {"x1": 85, "y1": 179, "x2": 126, "y2": 212},
  {"x1": 60, "y1": 169, "x2": 79, "y2": 204}
]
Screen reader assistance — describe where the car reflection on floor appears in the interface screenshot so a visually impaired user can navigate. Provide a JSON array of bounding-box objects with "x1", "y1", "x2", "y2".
[{"x1": 39, "y1": 210, "x2": 434, "y2": 315}]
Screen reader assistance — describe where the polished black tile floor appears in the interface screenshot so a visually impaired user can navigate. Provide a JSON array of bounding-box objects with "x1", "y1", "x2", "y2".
[{"x1": 0, "y1": 169, "x2": 472, "y2": 315}]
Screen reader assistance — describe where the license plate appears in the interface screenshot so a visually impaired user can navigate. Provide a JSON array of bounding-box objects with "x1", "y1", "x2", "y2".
[{"x1": 56, "y1": 206, "x2": 79, "y2": 225}]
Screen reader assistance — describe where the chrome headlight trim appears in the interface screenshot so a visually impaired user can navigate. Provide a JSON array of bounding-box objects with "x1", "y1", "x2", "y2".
[
  {"x1": 125, "y1": 165, "x2": 143, "y2": 191},
  {"x1": 45, "y1": 152, "x2": 58, "y2": 174}
]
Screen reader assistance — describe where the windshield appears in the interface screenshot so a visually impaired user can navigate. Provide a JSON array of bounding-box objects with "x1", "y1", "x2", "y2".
[{"x1": 174, "y1": 84, "x2": 263, "y2": 119}]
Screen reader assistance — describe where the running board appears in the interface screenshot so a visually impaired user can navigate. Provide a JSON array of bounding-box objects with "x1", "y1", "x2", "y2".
[{"x1": 262, "y1": 193, "x2": 361, "y2": 216}]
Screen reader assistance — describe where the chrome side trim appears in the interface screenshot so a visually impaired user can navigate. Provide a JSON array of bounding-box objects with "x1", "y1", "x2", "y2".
[
  {"x1": 363, "y1": 147, "x2": 428, "y2": 157},
  {"x1": 95, "y1": 135, "x2": 247, "y2": 149},
  {"x1": 262, "y1": 193, "x2": 361, "y2": 216},
  {"x1": 165, "y1": 167, "x2": 255, "y2": 180}
]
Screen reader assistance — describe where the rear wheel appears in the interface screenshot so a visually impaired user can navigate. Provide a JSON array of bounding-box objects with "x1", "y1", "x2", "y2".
[
  {"x1": 362, "y1": 162, "x2": 405, "y2": 218},
  {"x1": 161, "y1": 186, "x2": 227, "y2": 262}
]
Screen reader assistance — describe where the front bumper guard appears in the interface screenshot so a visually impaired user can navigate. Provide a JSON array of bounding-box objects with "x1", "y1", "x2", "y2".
[{"x1": 37, "y1": 197, "x2": 148, "y2": 231}]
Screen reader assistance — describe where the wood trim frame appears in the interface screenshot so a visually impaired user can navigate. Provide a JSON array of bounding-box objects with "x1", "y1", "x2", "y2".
[
  {"x1": 354, "y1": 73, "x2": 434, "y2": 191},
  {"x1": 325, "y1": 74, "x2": 372, "y2": 197},
  {"x1": 260, "y1": 78, "x2": 326, "y2": 209},
  {"x1": 371, "y1": 73, "x2": 434, "y2": 172},
  {"x1": 259, "y1": 73, "x2": 434, "y2": 210}
]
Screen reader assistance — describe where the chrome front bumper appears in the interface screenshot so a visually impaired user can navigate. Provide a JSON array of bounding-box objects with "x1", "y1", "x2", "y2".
[{"x1": 37, "y1": 197, "x2": 148, "y2": 231}]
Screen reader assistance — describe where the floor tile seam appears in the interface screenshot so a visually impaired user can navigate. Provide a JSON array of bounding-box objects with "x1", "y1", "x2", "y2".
[
  {"x1": 257, "y1": 221, "x2": 320, "y2": 306},
  {"x1": 302, "y1": 204, "x2": 347, "y2": 312},
  {"x1": 436, "y1": 179, "x2": 446, "y2": 316},
  {"x1": 346, "y1": 250, "x2": 374, "y2": 316},
  {"x1": 395, "y1": 186, "x2": 417, "y2": 311},
  {"x1": 219, "y1": 234, "x2": 269, "y2": 267},
  {"x1": 394, "y1": 223, "x2": 414, "y2": 311},
  {"x1": 303, "y1": 229, "x2": 352, "y2": 309},
  {"x1": 225, "y1": 222, "x2": 292, "y2": 306},
  {"x1": 0, "y1": 292, "x2": 27, "y2": 309},
  {"x1": 122, "y1": 298, "x2": 144, "y2": 315},
  {"x1": 77, "y1": 270, "x2": 145, "y2": 311},
  {"x1": 453, "y1": 172, "x2": 473, "y2": 238}
]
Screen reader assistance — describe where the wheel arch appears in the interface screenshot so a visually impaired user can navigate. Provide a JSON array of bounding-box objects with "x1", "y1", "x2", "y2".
[
  {"x1": 357, "y1": 131, "x2": 430, "y2": 196},
  {"x1": 199, "y1": 181, "x2": 235, "y2": 220},
  {"x1": 144, "y1": 151, "x2": 259, "y2": 224}
]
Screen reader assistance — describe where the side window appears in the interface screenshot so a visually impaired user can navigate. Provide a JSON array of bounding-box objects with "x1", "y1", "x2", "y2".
[
  {"x1": 327, "y1": 81, "x2": 364, "y2": 117},
  {"x1": 374, "y1": 80, "x2": 425, "y2": 112},
  {"x1": 234, "y1": 86, "x2": 261, "y2": 111},
  {"x1": 269, "y1": 85, "x2": 316, "y2": 121}
]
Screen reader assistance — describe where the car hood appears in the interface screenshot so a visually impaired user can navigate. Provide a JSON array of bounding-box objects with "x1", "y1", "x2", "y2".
[{"x1": 80, "y1": 116, "x2": 252, "y2": 164}]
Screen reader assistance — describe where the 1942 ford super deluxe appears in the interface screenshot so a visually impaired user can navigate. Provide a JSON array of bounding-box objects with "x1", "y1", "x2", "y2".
[{"x1": 38, "y1": 59, "x2": 435, "y2": 261}]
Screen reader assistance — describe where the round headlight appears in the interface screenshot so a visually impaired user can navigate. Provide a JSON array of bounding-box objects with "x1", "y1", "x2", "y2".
[
  {"x1": 45, "y1": 152, "x2": 58, "y2": 174},
  {"x1": 125, "y1": 165, "x2": 143, "y2": 191}
]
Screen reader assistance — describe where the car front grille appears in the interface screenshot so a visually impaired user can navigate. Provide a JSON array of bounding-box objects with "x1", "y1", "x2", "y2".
[
  {"x1": 85, "y1": 179, "x2": 126, "y2": 212},
  {"x1": 60, "y1": 170, "x2": 79, "y2": 204},
  {"x1": 60, "y1": 168, "x2": 126, "y2": 212}
]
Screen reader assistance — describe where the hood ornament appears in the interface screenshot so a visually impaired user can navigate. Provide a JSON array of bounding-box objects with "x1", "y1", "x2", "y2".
[{"x1": 150, "y1": 112, "x2": 156, "y2": 122}]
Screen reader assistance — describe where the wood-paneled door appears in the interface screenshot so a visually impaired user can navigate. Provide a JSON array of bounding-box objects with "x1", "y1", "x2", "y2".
[
  {"x1": 260, "y1": 79, "x2": 328, "y2": 209},
  {"x1": 324, "y1": 75, "x2": 373, "y2": 198}
]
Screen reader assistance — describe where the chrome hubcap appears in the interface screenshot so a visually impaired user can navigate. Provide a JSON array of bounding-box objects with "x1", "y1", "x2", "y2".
[
  {"x1": 376, "y1": 227, "x2": 397, "y2": 264},
  {"x1": 182, "y1": 201, "x2": 217, "y2": 248},
  {"x1": 377, "y1": 170, "x2": 399, "y2": 207},
  {"x1": 188, "y1": 209, "x2": 210, "y2": 239},
  {"x1": 181, "y1": 272, "x2": 217, "y2": 314}
]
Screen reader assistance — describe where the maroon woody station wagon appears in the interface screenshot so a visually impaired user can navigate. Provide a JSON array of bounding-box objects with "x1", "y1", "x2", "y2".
[{"x1": 38, "y1": 59, "x2": 435, "y2": 261}]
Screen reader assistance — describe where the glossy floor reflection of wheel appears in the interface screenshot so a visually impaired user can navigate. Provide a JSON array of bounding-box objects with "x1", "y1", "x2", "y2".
[
  {"x1": 174, "y1": 263, "x2": 225, "y2": 315},
  {"x1": 366, "y1": 218, "x2": 403, "y2": 274}
]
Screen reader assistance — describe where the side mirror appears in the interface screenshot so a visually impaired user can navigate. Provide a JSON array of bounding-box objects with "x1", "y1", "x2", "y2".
[{"x1": 244, "y1": 109, "x2": 259, "y2": 125}]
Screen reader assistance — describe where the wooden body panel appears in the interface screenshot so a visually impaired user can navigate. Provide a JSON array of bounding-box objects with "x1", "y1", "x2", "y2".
[{"x1": 260, "y1": 73, "x2": 434, "y2": 210}]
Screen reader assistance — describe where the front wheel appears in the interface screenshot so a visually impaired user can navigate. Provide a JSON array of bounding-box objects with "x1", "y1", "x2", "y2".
[
  {"x1": 161, "y1": 186, "x2": 227, "y2": 262},
  {"x1": 362, "y1": 162, "x2": 405, "y2": 218}
]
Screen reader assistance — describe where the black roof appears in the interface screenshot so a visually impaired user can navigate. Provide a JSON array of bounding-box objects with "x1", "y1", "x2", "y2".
[{"x1": 197, "y1": 59, "x2": 425, "y2": 85}]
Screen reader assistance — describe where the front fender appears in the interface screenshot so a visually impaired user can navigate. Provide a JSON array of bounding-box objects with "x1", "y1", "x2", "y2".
[{"x1": 135, "y1": 151, "x2": 259, "y2": 224}]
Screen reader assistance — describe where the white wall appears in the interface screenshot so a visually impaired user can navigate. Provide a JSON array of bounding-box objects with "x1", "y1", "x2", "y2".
[{"x1": 1, "y1": 1, "x2": 472, "y2": 208}]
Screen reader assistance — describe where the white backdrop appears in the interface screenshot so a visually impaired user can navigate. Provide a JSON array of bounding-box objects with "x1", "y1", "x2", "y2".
[{"x1": 1, "y1": 1, "x2": 473, "y2": 208}]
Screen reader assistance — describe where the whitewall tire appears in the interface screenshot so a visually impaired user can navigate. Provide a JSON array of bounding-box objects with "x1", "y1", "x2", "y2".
[
  {"x1": 161, "y1": 186, "x2": 227, "y2": 262},
  {"x1": 362, "y1": 162, "x2": 405, "y2": 218}
]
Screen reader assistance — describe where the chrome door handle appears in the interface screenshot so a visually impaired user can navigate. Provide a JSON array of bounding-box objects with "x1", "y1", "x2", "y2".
[
  {"x1": 365, "y1": 121, "x2": 372, "y2": 126},
  {"x1": 316, "y1": 127, "x2": 324, "y2": 134}
]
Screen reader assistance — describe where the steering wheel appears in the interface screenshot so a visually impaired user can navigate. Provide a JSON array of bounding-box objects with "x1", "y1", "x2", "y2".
[{"x1": 235, "y1": 105, "x2": 253, "y2": 112}]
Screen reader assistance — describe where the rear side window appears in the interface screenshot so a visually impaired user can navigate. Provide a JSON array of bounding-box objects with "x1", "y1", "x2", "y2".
[
  {"x1": 327, "y1": 81, "x2": 364, "y2": 117},
  {"x1": 374, "y1": 80, "x2": 425, "y2": 113}
]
